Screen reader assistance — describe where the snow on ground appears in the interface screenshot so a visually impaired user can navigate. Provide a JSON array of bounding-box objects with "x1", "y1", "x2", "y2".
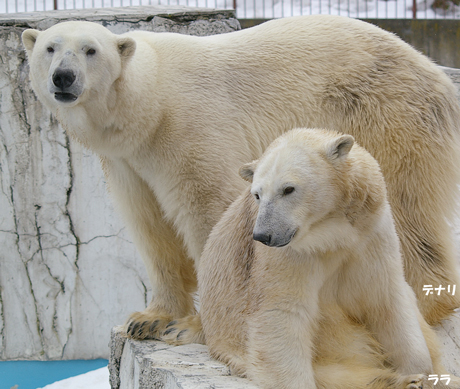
[
  {"x1": 37, "y1": 367, "x2": 110, "y2": 389},
  {"x1": 2, "y1": 0, "x2": 460, "y2": 18}
]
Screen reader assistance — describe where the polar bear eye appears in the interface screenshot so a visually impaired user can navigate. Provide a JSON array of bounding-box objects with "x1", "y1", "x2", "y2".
[
  {"x1": 47, "y1": 47, "x2": 54, "y2": 53},
  {"x1": 254, "y1": 193, "x2": 260, "y2": 200},
  {"x1": 86, "y1": 48, "x2": 96, "y2": 56},
  {"x1": 283, "y1": 186, "x2": 295, "y2": 195}
]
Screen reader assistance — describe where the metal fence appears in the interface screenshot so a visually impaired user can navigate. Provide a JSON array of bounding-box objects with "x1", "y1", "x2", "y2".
[{"x1": 1, "y1": 0, "x2": 460, "y2": 19}]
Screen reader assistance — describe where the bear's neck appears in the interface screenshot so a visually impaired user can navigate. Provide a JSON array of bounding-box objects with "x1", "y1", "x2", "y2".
[{"x1": 57, "y1": 76, "x2": 161, "y2": 158}]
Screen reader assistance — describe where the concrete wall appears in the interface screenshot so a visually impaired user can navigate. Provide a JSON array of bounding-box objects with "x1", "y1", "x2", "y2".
[
  {"x1": 0, "y1": 6, "x2": 239, "y2": 361},
  {"x1": 239, "y1": 18, "x2": 460, "y2": 68},
  {"x1": 363, "y1": 19, "x2": 460, "y2": 69}
]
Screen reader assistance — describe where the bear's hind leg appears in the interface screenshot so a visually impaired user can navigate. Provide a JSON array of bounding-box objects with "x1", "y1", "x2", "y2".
[
  {"x1": 395, "y1": 217, "x2": 460, "y2": 326},
  {"x1": 381, "y1": 134, "x2": 460, "y2": 326}
]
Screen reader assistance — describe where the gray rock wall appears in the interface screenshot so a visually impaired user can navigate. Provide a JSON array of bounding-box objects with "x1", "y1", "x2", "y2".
[{"x1": 0, "y1": 6, "x2": 239, "y2": 360}]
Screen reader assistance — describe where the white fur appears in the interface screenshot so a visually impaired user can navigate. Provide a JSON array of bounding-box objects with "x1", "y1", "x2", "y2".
[
  {"x1": 22, "y1": 16, "x2": 460, "y2": 337},
  {"x1": 199, "y1": 129, "x2": 440, "y2": 388}
]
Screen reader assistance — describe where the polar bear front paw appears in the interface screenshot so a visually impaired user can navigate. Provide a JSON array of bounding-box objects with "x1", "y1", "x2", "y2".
[
  {"x1": 403, "y1": 374, "x2": 424, "y2": 389},
  {"x1": 161, "y1": 314, "x2": 205, "y2": 345},
  {"x1": 124, "y1": 311, "x2": 173, "y2": 340}
]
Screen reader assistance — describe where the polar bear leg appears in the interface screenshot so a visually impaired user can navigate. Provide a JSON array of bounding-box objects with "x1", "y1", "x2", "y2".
[
  {"x1": 315, "y1": 364, "x2": 425, "y2": 389},
  {"x1": 417, "y1": 315, "x2": 460, "y2": 388},
  {"x1": 338, "y1": 243, "x2": 432, "y2": 374},
  {"x1": 101, "y1": 158, "x2": 197, "y2": 339},
  {"x1": 395, "y1": 213, "x2": 460, "y2": 327},
  {"x1": 382, "y1": 143, "x2": 460, "y2": 325},
  {"x1": 245, "y1": 305, "x2": 320, "y2": 389},
  {"x1": 161, "y1": 314, "x2": 205, "y2": 345},
  {"x1": 356, "y1": 282, "x2": 432, "y2": 374}
]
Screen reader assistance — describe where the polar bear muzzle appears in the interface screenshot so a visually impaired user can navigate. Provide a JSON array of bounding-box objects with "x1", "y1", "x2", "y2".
[
  {"x1": 48, "y1": 52, "x2": 84, "y2": 103},
  {"x1": 253, "y1": 228, "x2": 297, "y2": 247},
  {"x1": 253, "y1": 204, "x2": 298, "y2": 248},
  {"x1": 52, "y1": 68, "x2": 78, "y2": 102}
]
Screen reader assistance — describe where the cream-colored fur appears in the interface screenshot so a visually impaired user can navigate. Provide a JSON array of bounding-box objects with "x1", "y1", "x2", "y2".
[
  {"x1": 22, "y1": 16, "x2": 460, "y2": 340},
  {"x1": 198, "y1": 128, "x2": 459, "y2": 389}
]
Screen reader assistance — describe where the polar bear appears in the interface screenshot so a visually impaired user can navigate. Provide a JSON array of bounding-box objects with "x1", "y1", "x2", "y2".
[
  {"x1": 198, "y1": 128, "x2": 458, "y2": 389},
  {"x1": 22, "y1": 15, "x2": 460, "y2": 340}
]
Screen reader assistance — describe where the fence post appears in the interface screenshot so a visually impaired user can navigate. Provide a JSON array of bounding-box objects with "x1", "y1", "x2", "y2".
[
  {"x1": 54, "y1": 0, "x2": 58, "y2": 10},
  {"x1": 233, "y1": 0, "x2": 237, "y2": 12},
  {"x1": 413, "y1": 0, "x2": 417, "y2": 18}
]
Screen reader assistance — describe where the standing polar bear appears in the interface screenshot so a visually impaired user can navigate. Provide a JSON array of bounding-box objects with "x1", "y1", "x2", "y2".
[
  {"x1": 22, "y1": 15, "x2": 460, "y2": 340},
  {"x1": 199, "y1": 128, "x2": 458, "y2": 389}
]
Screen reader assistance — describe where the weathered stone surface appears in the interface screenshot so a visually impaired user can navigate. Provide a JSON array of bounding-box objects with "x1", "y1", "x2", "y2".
[
  {"x1": 0, "y1": 5, "x2": 239, "y2": 34},
  {"x1": 0, "y1": 6, "x2": 239, "y2": 361},
  {"x1": 109, "y1": 326, "x2": 258, "y2": 389},
  {"x1": 109, "y1": 326, "x2": 128, "y2": 389}
]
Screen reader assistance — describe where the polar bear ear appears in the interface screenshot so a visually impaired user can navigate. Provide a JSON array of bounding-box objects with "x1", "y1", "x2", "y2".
[
  {"x1": 239, "y1": 160, "x2": 258, "y2": 182},
  {"x1": 22, "y1": 29, "x2": 40, "y2": 53},
  {"x1": 117, "y1": 37, "x2": 136, "y2": 64},
  {"x1": 326, "y1": 135, "x2": 354, "y2": 160}
]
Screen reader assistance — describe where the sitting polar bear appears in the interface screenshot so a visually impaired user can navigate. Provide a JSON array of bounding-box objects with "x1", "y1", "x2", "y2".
[
  {"x1": 22, "y1": 15, "x2": 460, "y2": 342},
  {"x1": 199, "y1": 128, "x2": 459, "y2": 389}
]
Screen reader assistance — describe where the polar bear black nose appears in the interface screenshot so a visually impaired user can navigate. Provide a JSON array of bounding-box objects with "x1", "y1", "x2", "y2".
[
  {"x1": 53, "y1": 69, "x2": 76, "y2": 89},
  {"x1": 253, "y1": 232, "x2": 272, "y2": 246}
]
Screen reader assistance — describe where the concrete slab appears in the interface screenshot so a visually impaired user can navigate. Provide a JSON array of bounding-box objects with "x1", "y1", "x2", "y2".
[{"x1": 109, "y1": 326, "x2": 258, "y2": 389}]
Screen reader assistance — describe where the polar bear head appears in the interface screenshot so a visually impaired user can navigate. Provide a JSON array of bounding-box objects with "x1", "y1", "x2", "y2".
[
  {"x1": 22, "y1": 21, "x2": 135, "y2": 110},
  {"x1": 240, "y1": 128, "x2": 359, "y2": 250}
]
